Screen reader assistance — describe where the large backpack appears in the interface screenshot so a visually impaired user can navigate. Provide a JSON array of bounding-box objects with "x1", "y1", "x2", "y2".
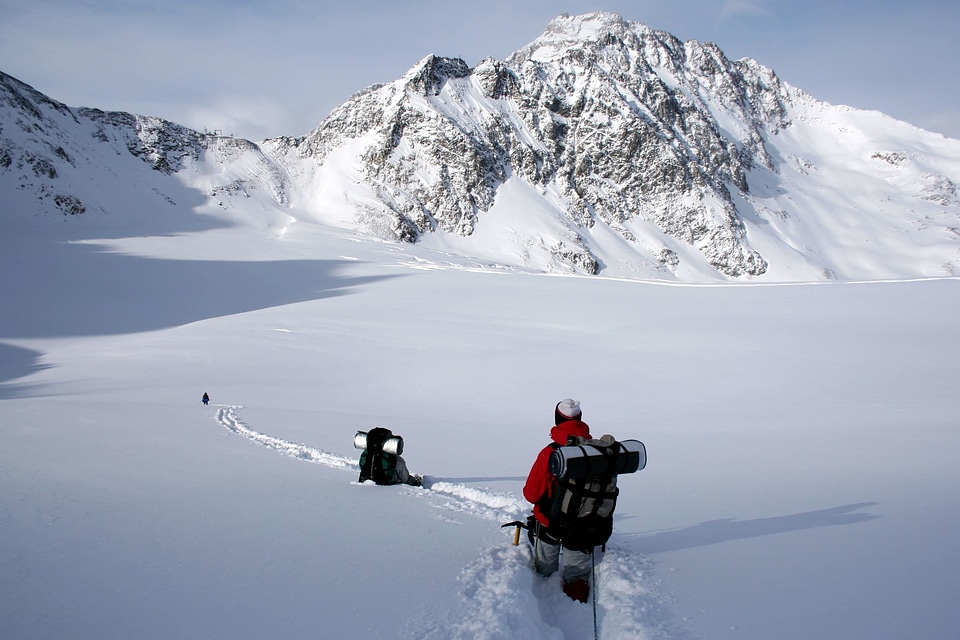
[
  {"x1": 356, "y1": 427, "x2": 404, "y2": 485},
  {"x1": 545, "y1": 434, "x2": 646, "y2": 551}
]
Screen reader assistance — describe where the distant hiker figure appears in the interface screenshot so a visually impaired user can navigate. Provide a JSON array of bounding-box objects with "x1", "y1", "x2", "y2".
[
  {"x1": 202, "y1": 392, "x2": 210, "y2": 405},
  {"x1": 354, "y1": 428, "x2": 422, "y2": 487},
  {"x1": 524, "y1": 398, "x2": 595, "y2": 602}
]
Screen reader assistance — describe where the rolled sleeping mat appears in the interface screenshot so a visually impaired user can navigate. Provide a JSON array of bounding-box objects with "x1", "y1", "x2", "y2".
[
  {"x1": 549, "y1": 438, "x2": 646, "y2": 480},
  {"x1": 354, "y1": 431, "x2": 368, "y2": 450},
  {"x1": 382, "y1": 436, "x2": 403, "y2": 455},
  {"x1": 353, "y1": 430, "x2": 404, "y2": 456}
]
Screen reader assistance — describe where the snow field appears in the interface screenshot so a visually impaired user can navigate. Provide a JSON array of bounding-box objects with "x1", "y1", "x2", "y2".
[{"x1": 2, "y1": 222, "x2": 959, "y2": 639}]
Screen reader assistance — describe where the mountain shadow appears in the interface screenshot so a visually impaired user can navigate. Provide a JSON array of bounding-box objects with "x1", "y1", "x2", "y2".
[
  {"x1": 0, "y1": 242, "x2": 400, "y2": 340},
  {"x1": 0, "y1": 241, "x2": 402, "y2": 395}
]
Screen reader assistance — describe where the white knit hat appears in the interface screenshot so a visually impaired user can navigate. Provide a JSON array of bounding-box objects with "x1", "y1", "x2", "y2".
[{"x1": 556, "y1": 398, "x2": 582, "y2": 419}]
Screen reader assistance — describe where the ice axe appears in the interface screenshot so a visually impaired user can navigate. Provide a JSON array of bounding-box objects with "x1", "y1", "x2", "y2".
[{"x1": 500, "y1": 520, "x2": 529, "y2": 546}]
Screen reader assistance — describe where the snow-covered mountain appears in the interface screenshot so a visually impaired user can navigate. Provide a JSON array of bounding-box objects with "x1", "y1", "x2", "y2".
[
  {"x1": 4, "y1": 13, "x2": 960, "y2": 640},
  {"x1": 3, "y1": 11, "x2": 959, "y2": 281}
]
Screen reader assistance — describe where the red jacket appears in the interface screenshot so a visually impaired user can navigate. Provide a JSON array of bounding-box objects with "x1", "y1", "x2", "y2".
[{"x1": 523, "y1": 419, "x2": 592, "y2": 527}]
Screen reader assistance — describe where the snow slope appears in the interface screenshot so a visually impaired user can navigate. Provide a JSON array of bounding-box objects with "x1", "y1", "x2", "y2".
[{"x1": 2, "y1": 212, "x2": 959, "y2": 639}]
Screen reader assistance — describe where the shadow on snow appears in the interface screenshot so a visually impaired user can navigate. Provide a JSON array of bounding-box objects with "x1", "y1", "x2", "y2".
[
  {"x1": 626, "y1": 502, "x2": 880, "y2": 554},
  {"x1": 0, "y1": 242, "x2": 402, "y2": 396}
]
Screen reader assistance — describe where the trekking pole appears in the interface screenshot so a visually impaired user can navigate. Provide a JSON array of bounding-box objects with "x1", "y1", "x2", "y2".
[
  {"x1": 500, "y1": 520, "x2": 528, "y2": 546},
  {"x1": 591, "y1": 548, "x2": 599, "y2": 640}
]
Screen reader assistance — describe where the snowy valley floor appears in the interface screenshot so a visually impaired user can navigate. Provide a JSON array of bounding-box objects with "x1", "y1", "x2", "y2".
[{"x1": 2, "y1": 225, "x2": 960, "y2": 639}]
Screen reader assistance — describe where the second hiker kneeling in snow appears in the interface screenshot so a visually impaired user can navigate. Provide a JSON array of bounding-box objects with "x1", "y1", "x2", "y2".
[{"x1": 355, "y1": 427, "x2": 422, "y2": 487}]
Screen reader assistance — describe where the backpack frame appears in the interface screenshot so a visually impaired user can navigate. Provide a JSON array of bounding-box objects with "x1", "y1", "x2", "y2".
[{"x1": 545, "y1": 435, "x2": 645, "y2": 551}]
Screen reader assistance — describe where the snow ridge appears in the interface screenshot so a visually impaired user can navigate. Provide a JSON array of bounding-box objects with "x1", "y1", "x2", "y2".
[
  {"x1": 215, "y1": 405, "x2": 357, "y2": 470},
  {"x1": 430, "y1": 544, "x2": 670, "y2": 640},
  {"x1": 215, "y1": 405, "x2": 527, "y2": 524}
]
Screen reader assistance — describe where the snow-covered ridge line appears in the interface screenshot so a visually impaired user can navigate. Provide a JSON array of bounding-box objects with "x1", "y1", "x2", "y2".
[
  {"x1": 215, "y1": 405, "x2": 528, "y2": 524},
  {"x1": 5, "y1": 12, "x2": 960, "y2": 284}
]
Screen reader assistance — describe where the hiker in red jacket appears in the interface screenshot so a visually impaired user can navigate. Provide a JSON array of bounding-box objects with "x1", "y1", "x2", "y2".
[{"x1": 523, "y1": 398, "x2": 594, "y2": 602}]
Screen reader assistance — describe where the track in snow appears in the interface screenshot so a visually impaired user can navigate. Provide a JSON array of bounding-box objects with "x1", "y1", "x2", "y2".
[
  {"x1": 215, "y1": 405, "x2": 528, "y2": 524},
  {"x1": 215, "y1": 405, "x2": 668, "y2": 639}
]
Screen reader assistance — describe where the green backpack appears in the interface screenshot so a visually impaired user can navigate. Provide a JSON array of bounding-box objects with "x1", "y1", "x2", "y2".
[{"x1": 356, "y1": 427, "x2": 403, "y2": 485}]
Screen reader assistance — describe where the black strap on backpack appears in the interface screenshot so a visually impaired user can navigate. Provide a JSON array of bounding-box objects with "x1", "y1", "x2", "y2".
[
  {"x1": 545, "y1": 435, "x2": 645, "y2": 551},
  {"x1": 548, "y1": 475, "x2": 618, "y2": 551}
]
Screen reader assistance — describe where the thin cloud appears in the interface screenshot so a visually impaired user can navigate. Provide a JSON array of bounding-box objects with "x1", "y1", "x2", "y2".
[
  {"x1": 185, "y1": 97, "x2": 294, "y2": 141},
  {"x1": 720, "y1": 1, "x2": 771, "y2": 18},
  {"x1": 1, "y1": 0, "x2": 958, "y2": 139}
]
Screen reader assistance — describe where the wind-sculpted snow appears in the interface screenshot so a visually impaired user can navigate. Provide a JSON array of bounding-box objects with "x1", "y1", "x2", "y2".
[
  {"x1": 419, "y1": 480, "x2": 529, "y2": 524},
  {"x1": 215, "y1": 405, "x2": 528, "y2": 524},
  {"x1": 437, "y1": 544, "x2": 670, "y2": 640},
  {"x1": 594, "y1": 548, "x2": 675, "y2": 639}
]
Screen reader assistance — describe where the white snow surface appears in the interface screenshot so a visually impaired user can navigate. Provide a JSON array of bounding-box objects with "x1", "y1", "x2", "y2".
[{"x1": 2, "y1": 193, "x2": 959, "y2": 640}]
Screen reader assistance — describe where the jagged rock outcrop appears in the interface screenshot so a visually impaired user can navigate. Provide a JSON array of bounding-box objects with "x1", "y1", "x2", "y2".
[
  {"x1": 3, "y1": 12, "x2": 959, "y2": 281},
  {"x1": 271, "y1": 12, "x2": 801, "y2": 275},
  {"x1": 0, "y1": 70, "x2": 288, "y2": 220}
]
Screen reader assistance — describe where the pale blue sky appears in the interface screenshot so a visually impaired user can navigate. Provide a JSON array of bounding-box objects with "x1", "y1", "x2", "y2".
[{"x1": 2, "y1": 0, "x2": 957, "y2": 140}]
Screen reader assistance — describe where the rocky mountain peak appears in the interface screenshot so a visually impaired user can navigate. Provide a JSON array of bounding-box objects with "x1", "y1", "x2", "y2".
[
  {"x1": 268, "y1": 13, "x2": 801, "y2": 276},
  {"x1": 404, "y1": 54, "x2": 472, "y2": 96},
  {"x1": 3, "y1": 14, "x2": 959, "y2": 282},
  {"x1": 533, "y1": 11, "x2": 638, "y2": 49}
]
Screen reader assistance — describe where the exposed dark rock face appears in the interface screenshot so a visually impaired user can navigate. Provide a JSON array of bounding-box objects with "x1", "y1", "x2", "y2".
[{"x1": 270, "y1": 12, "x2": 798, "y2": 275}]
